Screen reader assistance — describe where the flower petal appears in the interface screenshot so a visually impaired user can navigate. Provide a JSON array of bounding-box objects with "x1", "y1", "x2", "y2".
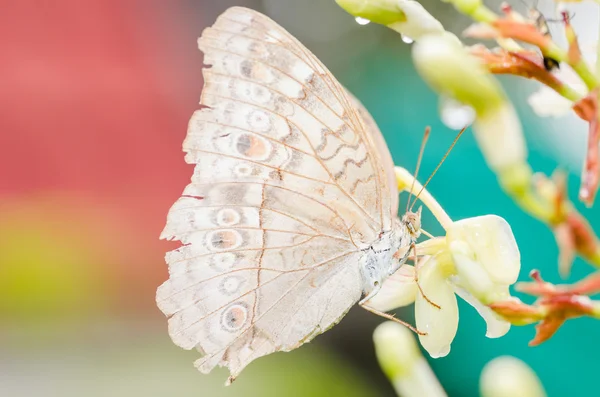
[
  {"x1": 368, "y1": 265, "x2": 418, "y2": 312},
  {"x1": 473, "y1": 103, "x2": 527, "y2": 172},
  {"x1": 415, "y1": 258, "x2": 458, "y2": 358},
  {"x1": 447, "y1": 215, "x2": 520, "y2": 285},
  {"x1": 387, "y1": 0, "x2": 445, "y2": 41},
  {"x1": 449, "y1": 248, "x2": 496, "y2": 301},
  {"x1": 452, "y1": 282, "x2": 510, "y2": 338},
  {"x1": 528, "y1": 63, "x2": 587, "y2": 118},
  {"x1": 528, "y1": 86, "x2": 576, "y2": 118},
  {"x1": 439, "y1": 96, "x2": 476, "y2": 130}
]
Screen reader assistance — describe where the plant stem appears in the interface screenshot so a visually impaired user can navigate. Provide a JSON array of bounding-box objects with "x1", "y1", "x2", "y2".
[{"x1": 395, "y1": 167, "x2": 453, "y2": 230}]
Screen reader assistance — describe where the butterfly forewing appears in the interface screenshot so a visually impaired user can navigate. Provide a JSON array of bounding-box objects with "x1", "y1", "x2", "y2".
[
  {"x1": 346, "y1": 91, "x2": 399, "y2": 219},
  {"x1": 157, "y1": 6, "x2": 397, "y2": 382}
]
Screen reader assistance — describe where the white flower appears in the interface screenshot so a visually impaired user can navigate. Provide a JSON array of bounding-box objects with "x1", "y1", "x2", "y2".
[
  {"x1": 373, "y1": 322, "x2": 448, "y2": 397},
  {"x1": 528, "y1": 64, "x2": 588, "y2": 117},
  {"x1": 472, "y1": 103, "x2": 526, "y2": 173},
  {"x1": 337, "y1": 0, "x2": 447, "y2": 41},
  {"x1": 440, "y1": 96, "x2": 476, "y2": 130},
  {"x1": 414, "y1": 256, "x2": 459, "y2": 357},
  {"x1": 527, "y1": 1, "x2": 598, "y2": 117},
  {"x1": 480, "y1": 356, "x2": 547, "y2": 397},
  {"x1": 368, "y1": 215, "x2": 520, "y2": 358},
  {"x1": 447, "y1": 215, "x2": 520, "y2": 296},
  {"x1": 385, "y1": 0, "x2": 446, "y2": 40},
  {"x1": 412, "y1": 33, "x2": 527, "y2": 173}
]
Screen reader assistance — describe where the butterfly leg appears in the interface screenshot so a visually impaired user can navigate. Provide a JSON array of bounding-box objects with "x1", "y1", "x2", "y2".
[
  {"x1": 358, "y1": 282, "x2": 382, "y2": 306},
  {"x1": 412, "y1": 243, "x2": 441, "y2": 310},
  {"x1": 360, "y1": 302, "x2": 427, "y2": 336}
]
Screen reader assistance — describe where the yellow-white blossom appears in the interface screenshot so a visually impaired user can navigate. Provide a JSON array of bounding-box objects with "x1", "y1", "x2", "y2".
[
  {"x1": 338, "y1": 0, "x2": 526, "y2": 173},
  {"x1": 528, "y1": 2, "x2": 598, "y2": 117},
  {"x1": 528, "y1": 63, "x2": 590, "y2": 117},
  {"x1": 374, "y1": 322, "x2": 448, "y2": 397},
  {"x1": 480, "y1": 356, "x2": 547, "y2": 397},
  {"x1": 336, "y1": 0, "x2": 448, "y2": 41},
  {"x1": 368, "y1": 216, "x2": 520, "y2": 358},
  {"x1": 412, "y1": 33, "x2": 527, "y2": 173}
]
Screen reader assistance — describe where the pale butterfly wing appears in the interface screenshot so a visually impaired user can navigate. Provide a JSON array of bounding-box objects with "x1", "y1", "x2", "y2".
[
  {"x1": 346, "y1": 91, "x2": 399, "y2": 218},
  {"x1": 157, "y1": 6, "x2": 398, "y2": 383}
]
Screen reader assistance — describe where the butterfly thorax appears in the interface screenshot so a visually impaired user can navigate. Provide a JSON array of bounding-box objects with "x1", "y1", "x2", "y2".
[{"x1": 359, "y1": 217, "x2": 414, "y2": 296}]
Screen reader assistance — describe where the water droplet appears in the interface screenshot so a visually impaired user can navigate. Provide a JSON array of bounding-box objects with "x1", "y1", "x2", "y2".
[
  {"x1": 401, "y1": 34, "x2": 414, "y2": 44},
  {"x1": 440, "y1": 97, "x2": 475, "y2": 130},
  {"x1": 355, "y1": 17, "x2": 371, "y2": 25}
]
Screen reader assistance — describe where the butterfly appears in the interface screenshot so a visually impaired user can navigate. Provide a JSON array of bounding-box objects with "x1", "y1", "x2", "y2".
[{"x1": 156, "y1": 6, "x2": 422, "y2": 385}]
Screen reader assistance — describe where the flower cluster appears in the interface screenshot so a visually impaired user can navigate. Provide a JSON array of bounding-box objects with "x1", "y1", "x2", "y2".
[
  {"x1": 369, "y1": 212, "x2": 519, "y2": 357},
  {"x1": 360, "y1": 167, "x2": 521, "y2": 357},
  {"x1": 333, "y1": 1, "x2": 600, "y2": 393},
  {"x1": 337, "y1": 0, "x2": 600, "y2": 274},
  {"x1": 491, "y1": 270, "x2": 600, "y2": 345}
]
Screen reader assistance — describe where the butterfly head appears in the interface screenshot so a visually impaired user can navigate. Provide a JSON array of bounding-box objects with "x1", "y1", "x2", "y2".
[{"x1": 402, "y1": 206, "x2": 422, "y2": 242}]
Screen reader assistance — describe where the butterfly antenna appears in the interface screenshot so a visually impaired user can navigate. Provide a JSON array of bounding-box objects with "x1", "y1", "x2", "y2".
[
  {"x1": 409, "y1": 126, "x2": 466, "y2": 212},
  {"x1": 406, "y1": 126, "x2": 431, "y2": 214}
]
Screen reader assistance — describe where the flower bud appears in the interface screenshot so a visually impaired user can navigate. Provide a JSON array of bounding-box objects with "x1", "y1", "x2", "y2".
[
  {"x1": 337, "y1": 0, "x2": 452, "y2": 43},
  {"x1": 445, "y1": 0, "x2": 482, "y2": 16},
  {"x1": 412, "y1": 35, "x2": 527, "y2": 172},
  {"x1": 335, "y1": 0, "x2": 407, "y2": 25},
  {"x1": 412, "y1": 34, "x2": 504, "y2": 114},
  {"x1": 473, "y1": 104, "x2": 527, "y2": 172},
  {"x1": 480, "y1": 356, "x2": 547, "y2": 397},
  {"x1": 374, "y1": 322, "x2": 448, "y2": 397}
]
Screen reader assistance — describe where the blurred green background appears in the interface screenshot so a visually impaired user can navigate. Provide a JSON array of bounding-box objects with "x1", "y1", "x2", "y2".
[{"x1": 2, "y1": 0, "x2": 598, "y2": 396}]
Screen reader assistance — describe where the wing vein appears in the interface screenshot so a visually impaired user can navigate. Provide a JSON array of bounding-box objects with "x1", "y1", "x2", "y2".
[
  {"x1": 200, "y1": 92, "x2": 379, "y2": 229},
  {"x1": 185, "y1": 148, "x2": 335, "y2": 186},
  {"x1": 170, "y1": 250, "x2": 357, "y2": 336},
  {"x1": 210, "y1": 9, "x2": 389, "y2": 229},
  {"x1": 168, "y1": 204, "x2": 350, "y2": 240}
]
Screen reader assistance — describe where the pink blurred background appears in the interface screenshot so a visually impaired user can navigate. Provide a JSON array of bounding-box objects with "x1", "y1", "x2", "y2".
[{"x1": 1, "y1": 0, "x2": 203, "y2": 316}]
